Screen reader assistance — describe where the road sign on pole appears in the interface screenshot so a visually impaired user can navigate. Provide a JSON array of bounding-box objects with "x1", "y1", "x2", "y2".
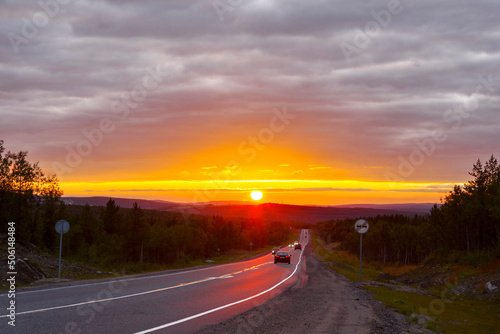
[
  {"x1": 55, "y1": 220, "x2": 70, "y2": 278},
  {"x1": 354, "y1": 219, "x2": 369, "y2": 281},
  {"x1": 355, "y1": 219, "x2": 369, "y2": 234}
]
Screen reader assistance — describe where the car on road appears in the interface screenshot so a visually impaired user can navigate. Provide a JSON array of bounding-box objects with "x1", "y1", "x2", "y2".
[
  {"x1": 272, "y1": 247, "x2": 280, "y2": 255},
  {"x1": 274, "y1": 251, "x2": 291, "y2": 264},
  {"x1": 294, "y1": 243, "x2": 302, "y2": 250}
]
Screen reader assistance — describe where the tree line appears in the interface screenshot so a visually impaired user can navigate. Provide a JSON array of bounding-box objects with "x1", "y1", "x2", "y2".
[
  {"x1": 1, "y1": 140, "x2": 64, "y2": 249},
  {"x1": 61, "y1": 200, "x2": 293, "y2": 268},
  {"x1": 1, "y1": 140, "x2": 293, "y2": 270},
  {"x1": 316, "y1": 155, "x2": 500, "y2": 265},
  {"x1": 3, "y1": 139, "x2": 498, "y2": 269}
]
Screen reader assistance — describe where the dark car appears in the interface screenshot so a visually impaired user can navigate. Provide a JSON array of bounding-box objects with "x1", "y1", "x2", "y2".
[
  {"x1": 294, "y1": 243, "x2": 302, "y2": 250},
  {"x1": 274, "y1": 251, "x2": 291, "y2": 264},
  {"x1": 271, "y1": 248, "x2": 280, "y2": 255}
]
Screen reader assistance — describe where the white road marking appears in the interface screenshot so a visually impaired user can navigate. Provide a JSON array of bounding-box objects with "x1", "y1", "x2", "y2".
[
  {"x1": 134, "y1": 245, "x2": 305, "y2": 334},
  {"x1": 0, "y1": 262, "x2": 271, "y2": 318},
  {"x1": 1, "y1": 230, "x2": 309, "y2": 331},
  {"x1": 0, "y1": 257, "x2": 262, "y2": 297}
]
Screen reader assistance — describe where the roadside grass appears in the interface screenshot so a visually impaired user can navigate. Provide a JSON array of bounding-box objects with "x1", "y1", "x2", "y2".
[
  {"x1": 364, "y1": 286, "x2": 500, "y2": 334},
  {"x1": 313, "y1": 235, "x2": 413, "y2": 282},
  {"x1": 312, "y1": 234, "x2": 500, "y2": 333},
  {"x1": 203, "y1": 246, "x2": 274, "y2": 264},
  {"x1": 111, "y1": 235, "x2": 301, "y2": 275},
  {"x1": 104, "y1": 246, "x2": 274, "y2": 275}
]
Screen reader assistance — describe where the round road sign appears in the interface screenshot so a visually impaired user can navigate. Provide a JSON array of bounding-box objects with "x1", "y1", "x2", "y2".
[
  {"x1": 354, "y1": 219, "x2": 369, "y2": 234},
  {"x1": 55, "y1": 220, "x2": 70, "y2": 234}
]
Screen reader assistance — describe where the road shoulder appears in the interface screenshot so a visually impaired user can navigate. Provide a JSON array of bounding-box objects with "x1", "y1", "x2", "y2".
[{"x1": 197, "y1": 247, "x2": 432, "y2": 334}]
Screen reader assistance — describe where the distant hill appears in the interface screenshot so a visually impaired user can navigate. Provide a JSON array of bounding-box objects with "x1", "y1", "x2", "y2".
[
  {"x1": 63, "y1": 196, "x2": 437, "y2": 223},
  {"x1": 62, "y1": 196, "x2": 180, "y2": 211},
  {"x1": 178, "y1": 202, "x2": 437, "y2": 224},
  {"x1": 332, "y1": 203, "x2": 436, "y2": 215}
]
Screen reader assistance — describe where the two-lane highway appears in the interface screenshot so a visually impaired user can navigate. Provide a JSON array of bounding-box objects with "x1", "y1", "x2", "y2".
[{"x1": 1, "y1": 230, "x2": 309, "y2": 333}]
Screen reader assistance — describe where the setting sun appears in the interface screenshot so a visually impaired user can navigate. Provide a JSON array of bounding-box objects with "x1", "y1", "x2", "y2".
[{"x1": 251, "y1": 190, "x2": 263, "y2": 201}]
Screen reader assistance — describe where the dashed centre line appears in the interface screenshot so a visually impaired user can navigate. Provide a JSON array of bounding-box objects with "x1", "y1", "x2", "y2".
[{"x1": 0, "y1": 261, "x2": 272, "y2": 318}]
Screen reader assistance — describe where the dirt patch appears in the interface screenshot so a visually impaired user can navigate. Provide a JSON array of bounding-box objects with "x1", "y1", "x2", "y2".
[
  {"x1": 392, "y1": 263, "x2": 500, "y2": 301},
  {"x1": 197, "y1": 247, "x2": 433, "y2": 334},
  {"x1": 0, "y1": 233, "x2": 112, "y2": 289},
  {"x1": 358, "y1": 280, "x2": 434, "y2": 297}
]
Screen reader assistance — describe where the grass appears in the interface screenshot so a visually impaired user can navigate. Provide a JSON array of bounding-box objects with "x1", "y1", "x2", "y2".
[
  {"x1": 364, "y1": 286, "x2": 500, "y2": 333},
  {"x1": 201, "y1": 246, "x2": 273, "y2": 264},
  {"x1": 312, "y1": 233, "x2": 500, "y2": 333},
  {"x1": 26, "y1": 245, "x2": 276, "y2": 285},
  {"x1": 73, "y1": 246, "x2": 274, "y2": 276},
  {"x1": 313, "y1": 235, "x2": 413, "y2": 282}
]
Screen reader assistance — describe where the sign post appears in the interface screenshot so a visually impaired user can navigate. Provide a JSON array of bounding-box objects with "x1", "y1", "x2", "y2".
[
  {"x1": 354, "y1": 219, "x2": 369, "y2": 281},
  {"x1": 55, "y1": 220, "x2": 70, "y2": 278}
]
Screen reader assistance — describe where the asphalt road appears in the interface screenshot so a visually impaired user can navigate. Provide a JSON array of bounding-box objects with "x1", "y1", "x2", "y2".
[{"x1": 1, "y1": 230, "x2": 309, "y2": 334}]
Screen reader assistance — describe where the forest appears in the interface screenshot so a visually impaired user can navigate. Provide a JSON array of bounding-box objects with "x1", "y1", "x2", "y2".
[
  {"x1": 56, "y1": 201, "x2": 293, "y2": 267},
  {"x1": 2, "y1": 138, "x2": 499, "y2": 270},
  {"x1": 0, "y1": 140, "x2": 294, "y2": 269},
  {"x1": 316, "y1": 155, "x2": 500, "y2": 265}
]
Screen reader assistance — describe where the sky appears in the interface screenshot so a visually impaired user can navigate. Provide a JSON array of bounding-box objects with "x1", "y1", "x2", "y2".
[{"x1": 1, "y1": 0, "x2": 499, "y2": 205}]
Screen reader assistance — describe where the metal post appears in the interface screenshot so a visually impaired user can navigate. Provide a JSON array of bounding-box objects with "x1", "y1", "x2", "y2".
[
  {"x1": 58, "y1": 230, "x2": 63, "y2": 278},
  {"x1": 359, "y1": 234, "x2": 362, "y2": 282}
]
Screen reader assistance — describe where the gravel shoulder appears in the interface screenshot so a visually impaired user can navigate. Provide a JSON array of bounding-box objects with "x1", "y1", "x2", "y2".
[{"x1": 197, "y1": 246, "x2": 433, "y2": 334}]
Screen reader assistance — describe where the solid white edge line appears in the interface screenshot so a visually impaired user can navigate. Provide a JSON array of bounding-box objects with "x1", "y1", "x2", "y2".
[
  {"x1": 0, "y1": 256, "x2": 262, "y2": 297},
  {"x1": 0, "y1": 262, "x2": 272, "y2": 318},
  {"x1": 0, "y1": 276, "x2": 218, "y2": 318},
  {"x1": 2, "y1": 230, "x2": 309, "y2": 329},
  {"x1": 134, "y1": 241, "x2": 307, "y2": 334}
]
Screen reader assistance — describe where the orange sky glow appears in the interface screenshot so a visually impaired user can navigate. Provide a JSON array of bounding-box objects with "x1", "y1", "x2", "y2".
[
  {"x1": 3, "y1": 2, "x2": 498, "y2": 207},
  {"x1": 60, "y1": 179, "x2": 456, "y2": 205}
]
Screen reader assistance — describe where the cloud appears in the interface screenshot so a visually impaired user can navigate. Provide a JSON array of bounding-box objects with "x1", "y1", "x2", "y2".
[
  {"x1": 200, "y1": 166, "x2": 217, "y2": 170},
  {"x1": 1, "y1": 0, "x2": 499, "y2": 189},
  {"x1": 284, "y1": 188, "x2": 374, "y2": 192},
  {"x1": 308, "y1": 165, "x2": 331, "y2": 170},
  {"x1": 84, "y1": 187, "x2": 373, "y2": 193}
]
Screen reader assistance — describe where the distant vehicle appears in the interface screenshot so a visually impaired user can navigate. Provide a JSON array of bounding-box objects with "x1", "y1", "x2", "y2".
[
  {"x1": 272, "y1": 248, "x2": 280, "y2": 255},
  {"x1": 294, "y1": 243, "x2": 302, "y2": 250},
  {"x1": 288, "y1": 244, "x2": 293, "y2": 248},
  {"x1": 274, "y1": 251, "x2": 291, "y2": 264}
]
